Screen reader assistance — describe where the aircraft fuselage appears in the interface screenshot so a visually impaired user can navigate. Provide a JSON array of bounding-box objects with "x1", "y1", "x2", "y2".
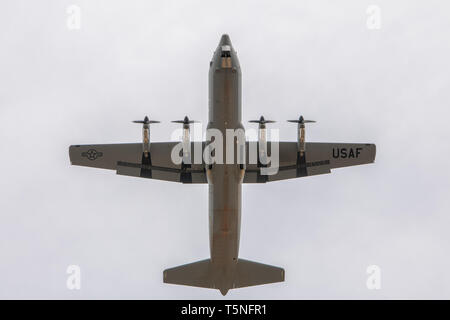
[{"x1": 207, "y1": 35, "x2": 243, "y2": 292}]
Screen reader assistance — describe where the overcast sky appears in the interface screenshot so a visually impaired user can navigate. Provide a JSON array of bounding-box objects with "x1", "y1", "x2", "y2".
[{"x1": 1, "y1": 0, "x2": 450, "y2": 299}]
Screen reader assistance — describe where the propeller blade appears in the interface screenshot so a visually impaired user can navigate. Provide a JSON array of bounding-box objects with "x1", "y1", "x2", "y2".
[
  {"x1": 132, "y1": 116, "x2": 160, "y2": 124},
  {"x1": 171, "y1": 116, "x2": 199, "y2": 124},
  {"x1": 287, "y1": 116, "x2": 316, "y2": 124},
  {"x1": 248, "y1": 116, "x2": 276, "y2": 124},
  {"x1": 171, "y1": 120, "x2": 199, "y2": 124}
]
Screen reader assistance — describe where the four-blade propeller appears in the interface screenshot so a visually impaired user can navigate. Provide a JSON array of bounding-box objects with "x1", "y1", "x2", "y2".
[
  {"x1": 248, "y1": 116, "x2": 276, "y2": 125},
  {"x1": 287, "y1": 115, "x2": 315, "y2": 124},
  {"x1": 132, "y1": 116, "x2": 160, "y2": 125},
  {"x1": 132, "y1": 115, "x2": 315, "y2": 126},
  {"x1": 171, "y1": 116, "x2": 199, "y2": 125}
]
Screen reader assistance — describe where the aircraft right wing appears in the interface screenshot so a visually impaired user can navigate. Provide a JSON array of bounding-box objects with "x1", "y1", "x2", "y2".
[{"x1": 243, "y1": 142, "x2": 376, "y2": 183}]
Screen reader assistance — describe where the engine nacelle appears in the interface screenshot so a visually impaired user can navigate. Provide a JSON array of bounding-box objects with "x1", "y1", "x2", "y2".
[
  {"x1": 287, "y1": 116, "x2": 316, "y2": 156},
  {"x1": 248, "y1": 116, "x2": 276, "y2": 165},
  {"x1": 132, "y1": 116, "x2": 160, "y2": 158},
  {"x1": 297, "y1": 123, "x2": 305, "y2": 156},
  {"x1": 181, "y1": 125, "x2": 191, "y2": 164},
  {"x1": 143, "y1": 123, "x2": 150, "y2": 157},
  {"x1": 258, "y1": 124, "x2": 268, "y2": 163},
  {"x1": 172, "y1": 116, "x2": 198, "y2": 165}
]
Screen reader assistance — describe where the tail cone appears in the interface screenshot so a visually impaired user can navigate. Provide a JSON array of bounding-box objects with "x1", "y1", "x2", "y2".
[{"x1": 219, "y1": 287, "x2": 229, "y2": 296}]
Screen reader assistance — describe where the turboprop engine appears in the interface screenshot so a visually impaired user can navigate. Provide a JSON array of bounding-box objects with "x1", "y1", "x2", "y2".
[
  {"x1": 132, "y1": 116, "x2": 160, "y2": 158},
  {"x1": 287, "y1": 115, "x2": 316, "y2": 156},
  {"x1": 248, "y1": 116, "x2": 276, "y2": 164},
  {"x1": 171, "y1": 116, "x2": 198, "y2": 164}
]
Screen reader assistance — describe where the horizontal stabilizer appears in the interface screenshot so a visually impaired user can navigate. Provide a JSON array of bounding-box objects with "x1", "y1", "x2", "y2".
[
  {"x1": 163, "y1": 258, "x2": 284, "y2": 295},
  {"x1": 233, "y1": 259, "x2": 285, "y2": 289},
  {"x1": 163, "y1": 259, "x2": 213, "y2": 289}
]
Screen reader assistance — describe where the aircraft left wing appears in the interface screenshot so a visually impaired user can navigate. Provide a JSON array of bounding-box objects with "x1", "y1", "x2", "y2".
[
  {"x1": 69, "y1": 142, "x2": 207, "y2": 183},
  {"x1": 243, "y1": 142, "x2": 376, "y2": 183}
]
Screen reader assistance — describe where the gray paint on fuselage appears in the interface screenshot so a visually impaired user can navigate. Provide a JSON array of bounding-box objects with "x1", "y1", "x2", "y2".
[{"x1": 207, "y1": 34, "x2": 243, "y2": 294}]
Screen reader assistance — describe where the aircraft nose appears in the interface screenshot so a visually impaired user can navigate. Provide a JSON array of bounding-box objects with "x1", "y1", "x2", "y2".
[
  {"x1": 219, "y1": 34, "x2": 232, "y2": 46},
  {"x1": 211, "y1": 33, "x2": 240, "y2": 70}
]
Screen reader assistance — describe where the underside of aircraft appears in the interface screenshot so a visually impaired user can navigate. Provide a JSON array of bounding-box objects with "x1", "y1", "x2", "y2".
[{"x1": 69, "y1": 34, "x2": 376, "y2": 295}]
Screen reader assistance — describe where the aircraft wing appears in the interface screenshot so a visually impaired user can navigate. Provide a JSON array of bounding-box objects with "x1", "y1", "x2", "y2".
[
  {"x1": 70, "y1": 141, "x2": 375, "y2": 184},
  {"x1": 69, "y1": 142, "x2": 207, "y2": 183},
  {"x1": 243, "y1": 142, "x2": 376, "y2": 183}
]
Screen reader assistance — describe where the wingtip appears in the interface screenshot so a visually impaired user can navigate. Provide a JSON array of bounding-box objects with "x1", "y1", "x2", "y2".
[
  {"x1": 371, "y1": 143, "x2": 376, "y2": 163},
  {"x1": 68, "y1": 145, "x2": 77, "y2": 166}
]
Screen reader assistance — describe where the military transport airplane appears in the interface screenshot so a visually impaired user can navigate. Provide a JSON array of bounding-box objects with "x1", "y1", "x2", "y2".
[{"x1": 69, "y1": 34, "x2": 376, "y2": 295}]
